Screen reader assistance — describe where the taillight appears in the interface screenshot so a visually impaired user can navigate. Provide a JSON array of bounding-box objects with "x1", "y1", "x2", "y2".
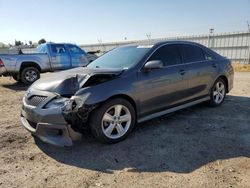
[{"x1": 0, "y1": 58, "x2": 4, "y2": 67}]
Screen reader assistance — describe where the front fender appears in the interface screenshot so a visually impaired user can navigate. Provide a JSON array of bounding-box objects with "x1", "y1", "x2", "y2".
[
  {"x1": 62, "y1": 74, "x2": 137, "y2": 131},
  {"x1": 75, "y1": 75, "x2": 136, "y2": 106}
]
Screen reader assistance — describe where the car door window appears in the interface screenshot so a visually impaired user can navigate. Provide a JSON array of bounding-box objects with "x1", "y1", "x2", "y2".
[
  {"x1": 181, "y1": 44, "x2": 205, "y2": 63},
  {"x1": 51, "y1": 44, "x2": 66, "y2": 54},
  {"x1": 148, "y1": 45, "x2": 182, "y2": 66}
]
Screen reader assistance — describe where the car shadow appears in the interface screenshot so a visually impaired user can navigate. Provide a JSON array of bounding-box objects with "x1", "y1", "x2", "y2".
[
  {"x1": 36, "y1": 95, "x2": 250, "y2": 173},
  {"x1": 1, "y1": 81, "x2": 29, "y2": 91}
]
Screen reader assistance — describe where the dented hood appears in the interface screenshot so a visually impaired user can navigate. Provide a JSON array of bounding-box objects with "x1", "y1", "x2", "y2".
[{"x1": 31, "y1": 67, "x2": 123, "y2": 96}]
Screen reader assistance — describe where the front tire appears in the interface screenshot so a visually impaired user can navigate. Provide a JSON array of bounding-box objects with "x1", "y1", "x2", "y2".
[
  {"x1": 89, "y1": 98, "x2": 136, "y2": 144},
  {"x1": 208, "y1": 78, "x2": 226, "y2": 107},
  {"x1": 20, "y1": 67, "x2": 40, "y2": 85}
]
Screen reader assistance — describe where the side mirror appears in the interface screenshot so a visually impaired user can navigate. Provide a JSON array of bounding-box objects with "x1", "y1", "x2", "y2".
[{"x1": 143, "y1": 60, "x2": 164, "y2": 71}]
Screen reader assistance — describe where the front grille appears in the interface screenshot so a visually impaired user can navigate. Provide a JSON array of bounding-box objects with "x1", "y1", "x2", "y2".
[{"x1": 26, "y1": 95, "x2": 47, "y2": 106}]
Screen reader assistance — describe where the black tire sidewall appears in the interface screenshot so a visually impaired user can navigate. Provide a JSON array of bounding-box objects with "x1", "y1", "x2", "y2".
[
  {"x1": 21, "y1": 67, "x2": 40, "y2": 85},
  {"x1": 89, "y1": 98, "x2": 136, "y2": 144},
  {"x1": 209, "y1": 78, "x2": 226, "y2": 107}
]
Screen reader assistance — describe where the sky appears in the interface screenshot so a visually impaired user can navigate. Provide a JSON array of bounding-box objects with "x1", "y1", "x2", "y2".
[{"x1": 0, "y1": 0, "x2": 250, "y2": 45}]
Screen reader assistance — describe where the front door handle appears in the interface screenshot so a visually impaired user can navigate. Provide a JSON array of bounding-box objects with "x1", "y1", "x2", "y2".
[{"x1": 179, "y1": 70, "x2": 186, "y2": 75}]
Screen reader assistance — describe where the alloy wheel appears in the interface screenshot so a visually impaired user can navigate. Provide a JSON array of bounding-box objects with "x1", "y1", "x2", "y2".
[
  {"x1": 101, "y1": 104, "x2": 132, "y2": 139},
  {"x1": 213, "y1": 81, "x2": 225, "y2": 104}
]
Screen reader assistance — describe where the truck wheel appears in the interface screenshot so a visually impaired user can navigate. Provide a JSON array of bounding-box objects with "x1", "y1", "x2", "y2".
[
  {"x1": 12, "y1": 74, "x2": 21, "y2": 82},
  {"x1": 20, "y1": 67, "x2": 40, "y2": 85},
  {"x1": 89, "y1": 98, "x2": 136, "y2": 144}
]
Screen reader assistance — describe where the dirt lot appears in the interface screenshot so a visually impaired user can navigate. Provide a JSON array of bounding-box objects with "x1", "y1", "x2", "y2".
[{"x1": 0, "y1": 72, "x2": 250, "y2": 188}]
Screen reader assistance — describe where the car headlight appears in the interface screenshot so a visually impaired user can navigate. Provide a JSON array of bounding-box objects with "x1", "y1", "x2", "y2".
[
  {"x1": 63, "y1": 94, "x2": 90, "y2": 112},
  {"x1": 45, "y1": 97, "x2": 70, "y2": 109}
]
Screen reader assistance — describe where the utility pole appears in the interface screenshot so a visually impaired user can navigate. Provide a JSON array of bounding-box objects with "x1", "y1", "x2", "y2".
[
  {"x1": 208, "y1": 28, "x2": 214, "y2": 48},
  {"x1": 97, "y1": 38, "x2": 103, "y2": 53},
  {"x1": 146, "y1": 33, "x2": 151, "y2": 44},
  {"x1": 247, "y1": 21, "x2": 250, "y2": 64}
]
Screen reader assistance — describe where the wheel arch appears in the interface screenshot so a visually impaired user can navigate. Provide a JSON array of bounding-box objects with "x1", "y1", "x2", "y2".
[
  {"x1": 106, "y1": 94, "x2": 138, "y2": 117},
  {"x1": 20, "y1": 61, "x2": 41, "y2": 72},
  {"x1": 216, "y1": 75, "x2": 229, "y2": 93}
]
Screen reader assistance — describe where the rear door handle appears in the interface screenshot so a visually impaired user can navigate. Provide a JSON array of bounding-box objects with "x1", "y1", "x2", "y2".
[{"x1": 179, "y1": 70, "x2": 186, "y2": 75}]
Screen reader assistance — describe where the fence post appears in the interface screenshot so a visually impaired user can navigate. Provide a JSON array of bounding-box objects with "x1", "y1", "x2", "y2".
[{"x1": 248, "y1": 31, "x2": 250, "y2": 64}]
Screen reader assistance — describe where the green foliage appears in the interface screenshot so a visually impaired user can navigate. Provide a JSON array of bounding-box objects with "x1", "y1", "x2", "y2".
[{"x1": 38, "y1": 39, "x2": 46, "y2": 45}]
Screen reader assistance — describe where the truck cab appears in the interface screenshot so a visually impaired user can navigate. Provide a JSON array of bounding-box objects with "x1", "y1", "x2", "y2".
[{"x1": 38, "y1": 43, "x2": 89, "y2": 70}]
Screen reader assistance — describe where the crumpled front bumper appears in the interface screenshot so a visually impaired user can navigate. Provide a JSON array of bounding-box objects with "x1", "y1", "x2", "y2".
[{"x1": 21, "y1": 93, "x2": 82, "y2": 147}]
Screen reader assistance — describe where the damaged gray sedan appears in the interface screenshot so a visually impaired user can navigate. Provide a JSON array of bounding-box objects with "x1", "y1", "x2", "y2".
[{"x1": 21, "y1": 41, "x2": 234, "y2": 146}]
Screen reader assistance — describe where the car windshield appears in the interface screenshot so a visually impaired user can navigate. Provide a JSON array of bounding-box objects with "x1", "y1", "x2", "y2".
[{"x1": 87, "y1": 46, "x2": 151, "y2": 69}]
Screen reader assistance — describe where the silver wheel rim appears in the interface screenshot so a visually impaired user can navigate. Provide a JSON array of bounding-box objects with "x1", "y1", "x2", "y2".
[
  {"x1": 101, "y1": 104, "x2": 132, "y2": 139},
  {"x1": 25, "y1": 70, "x2": 37, "y2": 82},
  {"x1": 213, "y1": 81, "x2": 225, "y2": 104}
]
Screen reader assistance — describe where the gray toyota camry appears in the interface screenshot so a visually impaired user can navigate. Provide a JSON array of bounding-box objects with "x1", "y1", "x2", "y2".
[{"x1": 21, "y1": 41, "x2": 234, "y2": 146}]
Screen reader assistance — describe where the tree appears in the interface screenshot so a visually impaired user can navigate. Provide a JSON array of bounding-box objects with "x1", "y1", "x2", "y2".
[
  {"x1": 15, "y1": 40, "x2": 22, "y2": 46},
  {"x1": 29, "y1": 41, "x2": 32, "y2": 45},
  {"x1": 38, "y1": 38, "x2": 46, "y2": 45}
]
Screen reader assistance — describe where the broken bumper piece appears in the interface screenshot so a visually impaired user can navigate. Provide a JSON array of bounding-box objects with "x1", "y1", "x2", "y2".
[{"x1": 21, "y1": 116, "x2": 81, "y2": 147}]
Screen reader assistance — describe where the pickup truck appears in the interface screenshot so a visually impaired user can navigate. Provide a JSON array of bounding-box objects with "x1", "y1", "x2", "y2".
[{"x1": 0, "y1": 43, "x2": 91, "y2": 84}]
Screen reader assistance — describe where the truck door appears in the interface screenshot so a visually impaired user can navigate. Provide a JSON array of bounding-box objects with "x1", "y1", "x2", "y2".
[
  {"x1": 66, "y1": 44, "x2": 89, "y2": 67},
  {"x1": 49, "y1": 44, "x2": 71, "y2": 70}
]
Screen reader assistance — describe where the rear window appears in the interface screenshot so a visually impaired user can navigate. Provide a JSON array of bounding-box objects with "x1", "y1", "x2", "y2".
[{"x1": 181, "y1": 44, "x2": 205, "y2": 63}]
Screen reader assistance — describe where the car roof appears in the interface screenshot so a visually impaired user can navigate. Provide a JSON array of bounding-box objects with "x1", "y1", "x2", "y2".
[
  {"x1": 153, "y1": 40, "x2": 205, "y2": 47},
  {"x1": 43, "y1": 42, "x2": 78, "y2": 46},
  {"x1": 122, "y1": 40, "x2": 205, "y2": 49}
]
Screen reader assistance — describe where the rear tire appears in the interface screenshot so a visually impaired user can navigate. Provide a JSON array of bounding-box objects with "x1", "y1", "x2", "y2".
[
  {"x1": 208, "y1": 78, "x2": 226, "y2": 107},
  {"x1": 20, "y1": 67, "x2": 40, "y2": 85},
  {"x1": 89, "y1": 98, "x2": 136, "y2": 144}
]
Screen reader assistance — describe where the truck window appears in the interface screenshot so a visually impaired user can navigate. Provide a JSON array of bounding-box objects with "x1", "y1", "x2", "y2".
[
  {"x1": 51, "y1": 44, "x2": 67, "y2": 54},
  {"x1": 67, "y1": 45, "x2": 85, "y2": 54},
  {"x1": 36, "y1": 44, "x2": 48, "y2": 53}
]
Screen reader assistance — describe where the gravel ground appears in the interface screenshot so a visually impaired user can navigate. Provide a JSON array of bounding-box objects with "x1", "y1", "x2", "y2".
[{"x1": 0, "y1": 72, "x2": 249, "y2": 188}]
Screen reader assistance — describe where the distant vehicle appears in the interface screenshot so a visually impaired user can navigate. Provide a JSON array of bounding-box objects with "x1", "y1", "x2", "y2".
[
  {"x1": 20, "y1": 41, "x2": 234, "y2": 146},
  {"x1": 86, "y1": 50, "x2": 100, "y2": 63},
  {"x1": 0, "y1": 43, "x2": 92, "y2": 84}
]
